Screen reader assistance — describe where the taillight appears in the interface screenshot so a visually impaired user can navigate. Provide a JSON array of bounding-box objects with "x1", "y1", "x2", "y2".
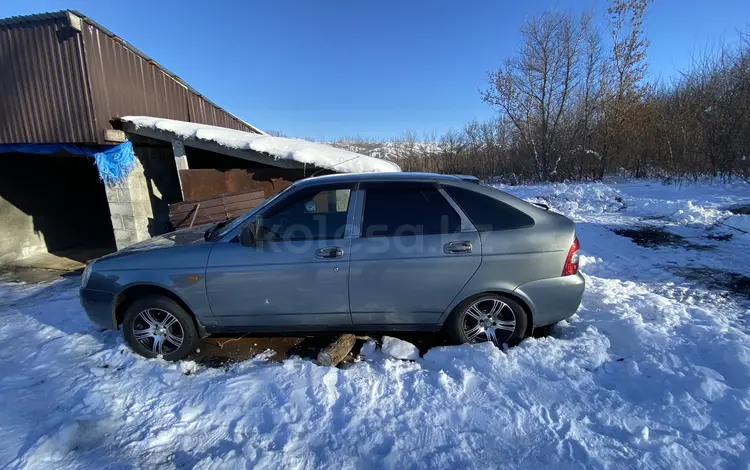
[{"x1": 562, "y1": 237, "x2": 580, "y2": 276}]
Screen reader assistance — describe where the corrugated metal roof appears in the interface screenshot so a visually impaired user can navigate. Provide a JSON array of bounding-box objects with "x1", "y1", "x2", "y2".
[
  {"x1": 0, "y1": 10, "x2": 264, "y2": 144},
  {"x1": 0, "y1": 10, "x2": 74, "y2": 26},
  {"x1": 82, "y1": 23, "x2": 194, "y2": 131},
  {"x1": 1, "y1": 10, "x2": 194, "y2": 93},
  {"x1": 0, "y1": 11, "x2": 97, "y2": 143}
]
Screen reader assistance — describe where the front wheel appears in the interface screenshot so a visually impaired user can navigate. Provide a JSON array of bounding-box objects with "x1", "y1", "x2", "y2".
[
  {"x1": 122, "y1": 296, "x2": 200, "y2": 361},
  {"x1": 445, "y1": 294, "x2": 528, "y2": 347}
]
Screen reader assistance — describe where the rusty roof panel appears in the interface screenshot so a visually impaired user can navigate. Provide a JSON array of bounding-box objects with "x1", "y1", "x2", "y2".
[
  {"x1": 0, "y1": 14, "x2": 97, "y2": 143},
  {"x1": 82, "y1": 22, "x2": 192, "y2": 139},
  {"x1": 188, "y1": 93, "x2": 253, "y2": 132},
  {"x1": 0, "y1": 10, "x2": 262, "y2": 145}
]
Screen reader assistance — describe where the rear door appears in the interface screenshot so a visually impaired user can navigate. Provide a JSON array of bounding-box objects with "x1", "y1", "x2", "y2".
[{"x1": 348, "y1": 181, "x2": 481, "y2": 326}]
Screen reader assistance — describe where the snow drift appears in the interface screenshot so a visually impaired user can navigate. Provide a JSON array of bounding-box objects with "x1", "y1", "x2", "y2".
[{"x1": 1, "y1": 180, "x2": 750, "y2": 469}]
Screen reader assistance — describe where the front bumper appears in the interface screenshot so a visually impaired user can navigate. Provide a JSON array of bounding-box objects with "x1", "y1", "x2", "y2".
[
  {"x1": 80, "y1": 288, "x2": 117, "y2": 330},
  {"x1": 513, "y1": 272, "x2": 585, "y2": 327}
]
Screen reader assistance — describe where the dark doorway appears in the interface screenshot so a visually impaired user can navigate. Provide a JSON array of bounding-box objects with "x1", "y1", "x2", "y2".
[{"x1": 0, "y1": 153, "x2": 116, "y2": 263}]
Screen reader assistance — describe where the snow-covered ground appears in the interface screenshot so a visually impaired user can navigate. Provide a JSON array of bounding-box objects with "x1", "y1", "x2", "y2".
[{"x1": 2, "y1": 180, "x2": 750, "y2": 469}]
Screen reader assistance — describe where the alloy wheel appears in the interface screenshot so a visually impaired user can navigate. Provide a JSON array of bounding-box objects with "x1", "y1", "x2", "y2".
[
  {"x1": 462, "y1": 298, "x2": 517, "y2": 345},
  {"x1": 132, "y1": 308, "x2": 185, "y2": 356}
]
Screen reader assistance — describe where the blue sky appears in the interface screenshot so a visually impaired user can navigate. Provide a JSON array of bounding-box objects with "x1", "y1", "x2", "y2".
[{"x1": 2, "y1": 1, "x2": 749, "y2": 139}]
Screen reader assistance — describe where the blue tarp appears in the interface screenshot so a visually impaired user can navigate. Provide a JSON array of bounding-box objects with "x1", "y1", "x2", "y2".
[{"x1": 0, "y1": 141, "x2": 136, "y2": 185}]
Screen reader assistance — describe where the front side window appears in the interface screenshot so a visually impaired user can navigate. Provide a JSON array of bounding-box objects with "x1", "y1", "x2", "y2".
[
  {"x1": 261, "y1": 184, "x2": 353, "y2": 240},
  {"x1": 216, "y1": 185, "x2": 293, "y2": 239},
  {"x1": 361, "y1": 182, "x2": 461, "y2": 237}
]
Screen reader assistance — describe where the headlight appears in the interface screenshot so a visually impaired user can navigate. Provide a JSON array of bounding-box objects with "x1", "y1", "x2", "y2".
[{"x1": 81, "y1": 262, "x2": 94, "y2": 288}]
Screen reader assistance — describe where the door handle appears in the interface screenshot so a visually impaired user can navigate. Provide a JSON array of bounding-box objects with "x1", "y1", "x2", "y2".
[
  {"x1": 316, "y1": 246, "x2": 344, "y2": 259},
  {"x1": 444, "y1": 241, "x2": 472, "y2": 254}
]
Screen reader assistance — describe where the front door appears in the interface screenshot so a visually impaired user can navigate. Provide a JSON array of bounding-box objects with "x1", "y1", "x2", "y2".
[
  {"x1": 349, "y1": 182, "x2": 481, "y2": 325},
  {"x1": 206, "y1": 183, "x2": 355, "y2": 328}
]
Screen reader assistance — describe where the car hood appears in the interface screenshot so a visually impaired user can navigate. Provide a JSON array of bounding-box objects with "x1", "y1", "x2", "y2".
[{"x1": 98, "y1": 225, "x2": 211, "y2": 261}]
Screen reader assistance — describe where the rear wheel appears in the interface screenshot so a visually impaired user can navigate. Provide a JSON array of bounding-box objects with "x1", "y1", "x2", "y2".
[
  {"x1": 445, "y1": 294, "x2": 528, "y2": 346},
  {"x1": 122, "y1": 296, "x2": 199, "y2": 361}
]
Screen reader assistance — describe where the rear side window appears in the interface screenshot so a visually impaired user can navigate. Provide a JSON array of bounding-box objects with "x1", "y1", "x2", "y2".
[
  {"x1": 444, "y1": 185, "x2": 534, "y2": 231},
  {"x1": 362, "y1": 182, "x2": 461, "y2": 237}
]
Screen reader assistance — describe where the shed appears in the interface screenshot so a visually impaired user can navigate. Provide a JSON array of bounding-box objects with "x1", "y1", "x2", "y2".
[{"x1": 0, "y1": 10, "x2": 398, "y2": 266}]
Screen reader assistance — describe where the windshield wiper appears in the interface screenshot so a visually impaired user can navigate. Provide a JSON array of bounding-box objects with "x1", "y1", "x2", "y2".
[{"x1": 204, "y1": 218, "x2": 232, "y2": 241}]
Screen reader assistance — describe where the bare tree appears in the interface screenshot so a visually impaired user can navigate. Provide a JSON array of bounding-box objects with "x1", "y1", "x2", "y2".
[
  {"x1": 323, "y1": 9, "x2": 748, "y2": 184},
  {"x1": 572, "y1": 16, "x2": 606, "y2": 179},
  {"x1": 483, "y1": 11, "x2": 591, "y2": 180},
  {"x1": 599, "y1": 0, "x2": 651, "y2": 177}
]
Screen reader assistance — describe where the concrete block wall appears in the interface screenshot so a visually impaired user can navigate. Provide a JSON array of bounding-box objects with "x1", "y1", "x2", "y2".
[
  {"x1": 1, "y1": 142, "x2": 182, "y2": 261},
  {"x1": 105, "y1": 158, "x2": 154, "y2": 250}
]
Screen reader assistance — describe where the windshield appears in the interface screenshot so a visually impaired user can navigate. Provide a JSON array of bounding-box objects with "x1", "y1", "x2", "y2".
[{"x1": 212, "y1": 185, "x2": 294, "y2": 240}]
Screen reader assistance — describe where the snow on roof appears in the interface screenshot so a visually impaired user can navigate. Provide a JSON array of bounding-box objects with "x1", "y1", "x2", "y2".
[{"x1": 120, "y1": 116, "x2": 401, "y2": 174}]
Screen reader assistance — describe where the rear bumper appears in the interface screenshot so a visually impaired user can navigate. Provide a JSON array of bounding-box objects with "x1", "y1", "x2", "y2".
[
  {"x1": 513, "y1": 272, "x2": 585, "y2": 327},
  {"x1": 79, "y1": 288, "x2": 117, "y2": 330}
]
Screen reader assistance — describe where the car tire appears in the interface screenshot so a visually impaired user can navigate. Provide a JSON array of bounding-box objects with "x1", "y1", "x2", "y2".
[
  {"x1": 445, "y1": 294, "x2": 528, "y2": 347},
  {"x1": 122, "y1": 295, "x2": 200, "y2": 361}
]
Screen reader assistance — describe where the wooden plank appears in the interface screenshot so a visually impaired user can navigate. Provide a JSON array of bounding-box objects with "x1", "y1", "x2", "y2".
[
  {"x1": 169, "y1": 209, "x2": 226, "y2": 221},
  {"x1": 168, "y1": 202, "x2": 198, "y2": 215},
  {"x1": 169, "y1": 206, "x2": 221, "y2": 219},
  {"x1": 188, "y1": 217, "x2": 220, "y2": 225},
  {"x1": 168, "y1": 189, "x2": 270, "y2": 231},
  {"x1": 170, "y1": 198, "x2": 225, "y2": 214},
  {"x1": 170, "y1": 202, "x2": 257, "y2": 219},
  {"x1": 169, "y1": 205, "x2": 215, "y2": 225},
  {"x1": 171, "y1": 214, "x2": 223, "y2": 229},
  {"x1": 226, "y1": 210, "x2": 250, "y2": 218},
  {"x1": 170, "y1": 191, "x2": 265, "y2": 215},
  {"x1": 189, "y1": 203, "x2": 201, "y2": 227},
  {"x1": 169, "y1": 204, "x2": 212, "y2": 216},
  {"x1": 168, "y1": 204, "x2": 200, "y2": 228},
  {"x1": 174, "y1": 212, "x2": 226, "y2": 226},
  {"x1": 224, "y1": 199, "x2": 264, "y2": 213},
  {"x1": 223, "y1": 191, "x2": 265, "y2": 204},
  {"x1": 186, "y1": 204, "x2": 227, "y2": 215}
]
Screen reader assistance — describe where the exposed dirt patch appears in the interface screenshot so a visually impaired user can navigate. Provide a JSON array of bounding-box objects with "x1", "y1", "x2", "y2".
[
  {"x1": 614, "y1": 227, "x2": 683, "y2": 248},
  {"x1": 726, "y1": 204, "x2": 750, "y2": 215},
  {"x1": 190, "y1": 335, "x2": 325, "y2": 367},
  {"x1": 706, "y1": 232, "x2": 734, "y2": 242},
  {"x1": 191, "y1": 332, "x2": 453, "y2": 367},
  {"x1": 0, "y1": 265, "x2": 81, "y2": 284},
  {"x1": 669, "y1": 266, "x2": 750, "y2": 299},
  {"x1": 613, "y1": 227, "x2": 715, "y2": 251}
]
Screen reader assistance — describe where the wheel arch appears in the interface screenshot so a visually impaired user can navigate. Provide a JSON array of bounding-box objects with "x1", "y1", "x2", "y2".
[
  {"x1": 112, "y1": 283, "x2": 209, "y2": 338},
  {"x1": 442, "y1": 289, "x2": 535, "y2": 338}
]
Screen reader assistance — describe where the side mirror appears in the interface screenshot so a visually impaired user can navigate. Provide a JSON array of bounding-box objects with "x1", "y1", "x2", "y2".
[
  {"x1": 239, "y1": 224, "x2": 255, "y2": 247},
  {"x1": 304, "y1": 199, "x2": 318, "y2": 213}
]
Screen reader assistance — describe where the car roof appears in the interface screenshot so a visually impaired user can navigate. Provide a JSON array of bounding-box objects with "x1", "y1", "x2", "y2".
[{"x1": 293, "y1": 172, "x2": 465, "y2": 188}]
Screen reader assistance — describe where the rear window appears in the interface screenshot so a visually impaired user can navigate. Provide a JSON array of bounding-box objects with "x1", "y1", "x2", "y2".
[{"x1": 443, "y1": 185, "x2": 534, "y2": 231}]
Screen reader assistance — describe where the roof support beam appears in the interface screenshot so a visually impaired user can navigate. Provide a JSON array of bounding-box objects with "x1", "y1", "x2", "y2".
[
  {"x1": 171, "y1": 139, "x2": 189, "y2": 200},
  {"x1": 121, "y1": 122, "x2": 306, "y2": 170}
]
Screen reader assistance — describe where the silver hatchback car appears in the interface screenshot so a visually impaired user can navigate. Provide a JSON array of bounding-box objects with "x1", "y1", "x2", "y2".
[{"x1": 80, "y1": 173, "x2": 584, "y2": 361}]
